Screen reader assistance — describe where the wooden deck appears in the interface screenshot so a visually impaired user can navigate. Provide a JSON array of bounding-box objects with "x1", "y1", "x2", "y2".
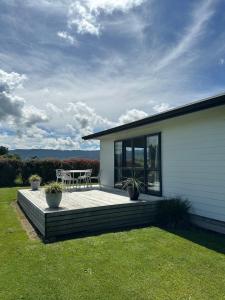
[{"x1": 17, "y1": 188, "x2": 159, "y2": 240}]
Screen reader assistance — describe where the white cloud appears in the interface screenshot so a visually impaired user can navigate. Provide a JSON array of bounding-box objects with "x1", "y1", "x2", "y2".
[
  {"x1": 46, "y1": 102, "x2": 63, "y2": 114},
  {"x1": 0, "y1": 69, "x2": 26, "y2": 120},
  {"x1": 0, "y1": 129, "x2": 81, "y2": 150},
  {"x1": 67, "y1": 101, "x2": 114, "y2": 129},
  {"x1": 67, "y1": 0, "x2": 146, "y2": 36},
  {"x1": 0, "y1": 68, "x2": 50, "y2": 147},
  {"x1": 68, "y1": 2, "x2": 101, "y2": 35},
  {"x1": 0, "y1": 92, "x2": 25, "y2": 120},
  {"x1": 153, "y1": 102, "x2": 171, "y2": 113},
  {"x1": 118, "y1": 109, "x2": 147, "y2": 124},
  {"x1": 22, "y1": 105, "x2": 48, "y2": 127},
  {"x1": 57, "y1": 31, "x2": 78, "y2": 45},
  {"x1": 0, "y1": 69, "x2": 27, "y2": 91},
  {"x1": 219, "y1": 58, "x2": 225, "y2": 65},
  {"x1": 6, "y1": 100, "x2": 111, "y2": 150},
  {"x1": 155, "y1": 0, "x2": 214, "y2": 71},
  {"x1": 0, "y1": 69, "x2": 48, "y2": 127}
]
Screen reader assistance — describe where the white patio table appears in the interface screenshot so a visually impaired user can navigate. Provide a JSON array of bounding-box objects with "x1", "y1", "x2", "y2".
[{"x1": 65, "y1": 170, "x2": 90, "y2": 188}]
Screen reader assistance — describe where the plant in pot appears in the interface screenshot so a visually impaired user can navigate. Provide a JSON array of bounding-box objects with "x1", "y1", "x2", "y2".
[
  {"x1": 122, "y1": 174, "x2": 144, "y2": 201},
  {"x1": 45, "y1": 182, "x2": 63, "y2": 208},
  {"x1": 29, "y1": 174, "x2": 41, "y2": 191}
]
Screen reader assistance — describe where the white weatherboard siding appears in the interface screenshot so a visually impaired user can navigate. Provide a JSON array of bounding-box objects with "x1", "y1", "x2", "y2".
[
  {"x1": 100, "y1": 139, "x2": 114, "y2": 187},
  {"x1": 100, "y1": 105, "x2": 225, "y2": 222}
]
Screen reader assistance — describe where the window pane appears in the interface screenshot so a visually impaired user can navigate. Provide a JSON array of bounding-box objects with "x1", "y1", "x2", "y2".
[
  {"x1": 133, "y1": 168, "x2": 145, "y2": 191},
  {"x1": 122, "y1": 168, "x2": 132, "y2": 179},
  {"x1": 147, "y1": 135, "x2": 159, "y2": 170},
  {"x1": 115, "y1": 141, "x2": 122, "y2": 168},
  {"x1": 115, "y1": 168, "x2": 123, "y2": 188},
  {"x1": 123, "y1": 140, "x2": 132, "y2": 167},
  {"x1": 133, "y1": 137, "x2": 145, "y2": 168},
  {"x1": 147, "y1": 171, "x2": 160, "y2": 192}
]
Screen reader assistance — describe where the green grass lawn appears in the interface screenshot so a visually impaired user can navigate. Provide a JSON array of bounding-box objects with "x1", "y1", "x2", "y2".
[{"x1": 0, "y1": 187, "x2": 225, "y2": 300}]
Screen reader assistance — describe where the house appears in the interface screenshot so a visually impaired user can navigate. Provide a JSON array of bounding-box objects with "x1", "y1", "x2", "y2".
[{"x1": 83, "y1": 94, "x2": 225, "y2": 234}]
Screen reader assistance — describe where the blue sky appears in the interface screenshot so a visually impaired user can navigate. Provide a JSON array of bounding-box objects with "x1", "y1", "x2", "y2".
[{"x1": 0, "y1": 0, "x2": 225, "y2": 149}]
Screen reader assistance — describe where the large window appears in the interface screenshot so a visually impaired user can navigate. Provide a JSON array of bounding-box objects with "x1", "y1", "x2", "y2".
[{"x1": 114, "y1": 133, "x2": 161, "y2": 196}]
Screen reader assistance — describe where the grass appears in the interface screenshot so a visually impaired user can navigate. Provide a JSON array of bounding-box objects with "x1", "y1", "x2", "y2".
[{"x1": 0, "y1": 187, "x2": 225, "y2": 300}]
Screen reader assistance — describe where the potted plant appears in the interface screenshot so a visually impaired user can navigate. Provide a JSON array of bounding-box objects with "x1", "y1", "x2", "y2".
[
  {"x1": 122, "y1": 175, "x2": 144, "y2": 200},
  {"x1": 29, "y1": 174, "x2": 41, "y2": 191},
  {"x1": 45, "y1": 182, "x2": 63, "y2": 208}
]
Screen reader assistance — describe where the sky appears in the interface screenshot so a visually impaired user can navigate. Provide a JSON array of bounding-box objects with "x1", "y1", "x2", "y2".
[{"x1": 0, "y1": 0, "x2": 225, "y2": 150}]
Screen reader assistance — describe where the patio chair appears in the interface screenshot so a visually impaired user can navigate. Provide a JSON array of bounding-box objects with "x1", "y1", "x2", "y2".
[
  {"x1": 56, "y1": 169, "x2": 64, "y2": 182},
  {"x1": 77, "y1": 169, "x2": 92, "y2": 187},
  {"x1": 62, "y1": 170, "x2": 76, "y2": 190}
]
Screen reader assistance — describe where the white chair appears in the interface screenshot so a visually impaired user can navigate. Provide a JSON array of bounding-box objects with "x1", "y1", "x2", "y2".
[
  {"x1": 56, "y1": 169, "x2": 64, "y2": 182},
  {"x1": 62, "y1": 171, "x2": 73, "y2": 190},
  {"x1": 77, "y1": 169, "x2": 92, "y2": 188}
]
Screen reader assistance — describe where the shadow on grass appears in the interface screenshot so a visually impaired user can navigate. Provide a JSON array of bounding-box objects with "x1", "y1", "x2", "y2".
[
  {"x1": 45, "y1": 225, "x2": 225, "y2": 255},
  {"x1": 164, "y1": 226, "x2": 225, "y2": 255}
]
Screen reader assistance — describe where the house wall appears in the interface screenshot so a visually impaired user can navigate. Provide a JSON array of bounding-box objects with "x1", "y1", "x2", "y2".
[
  {"x1": 99, "y1": 105, "x2": 225, "y2": 223},
  {"x1": 100, "y1": 139, "x2": 114, "y2": 187}
]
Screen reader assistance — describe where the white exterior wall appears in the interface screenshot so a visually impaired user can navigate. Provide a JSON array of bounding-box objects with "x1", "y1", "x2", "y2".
[
  {"x1": 99, "y1": 105, "x2": 225, "y2": 222},
  {"x1": 100, "y1": 139, "x2": 114, "y2": 187}
]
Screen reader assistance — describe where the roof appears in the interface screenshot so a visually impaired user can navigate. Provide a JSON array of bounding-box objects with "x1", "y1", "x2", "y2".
[{"x1": 82, "y1": 93, "x2": 225, "y2": 140}]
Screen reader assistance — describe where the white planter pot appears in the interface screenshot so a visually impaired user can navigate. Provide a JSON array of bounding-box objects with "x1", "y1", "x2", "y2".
[
  {"x1": 30, "y1": 180, "x2": 41, "y2": 191},
  {"x1": 45, "y1": 192, "x2": 62, "y2": 208}
]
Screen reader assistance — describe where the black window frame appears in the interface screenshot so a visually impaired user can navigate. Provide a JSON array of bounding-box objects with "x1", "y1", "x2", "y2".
[{"x1": 114, "y1": 132, "x2": 162, "y2": 197}]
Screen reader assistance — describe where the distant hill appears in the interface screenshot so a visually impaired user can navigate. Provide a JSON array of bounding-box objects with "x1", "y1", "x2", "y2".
[{"x1": 9, "y1": 149, "x2": 100, "y2": 160}]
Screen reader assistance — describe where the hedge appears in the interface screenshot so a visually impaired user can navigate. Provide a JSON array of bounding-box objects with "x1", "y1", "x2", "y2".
[
  {"x1": 0, "y1": 159, "x2": 23, "y2": 187},
  {"x1": 0, "y1": 158, "x2": 99, "y2": 187}
]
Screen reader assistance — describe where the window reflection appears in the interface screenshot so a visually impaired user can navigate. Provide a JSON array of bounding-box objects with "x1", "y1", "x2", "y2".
[
  {"x1": 133, "y1": 137, "x2": 145, "y2": 168},
  {"x1": 124, "y1": 140, "x2": 132, "y2": 167},
  {"x1": 147, "y1": 171, "x2": 160, "y2": 192},
  {"x1": 114, "y1": 134, "x2": 161, "y2": 195},
  {"x1": 115, "y1": 141, "x2": 122, "y2": 168},
  {"x1": 147, "y1": 136, "x2": 159, "y2": 170}
]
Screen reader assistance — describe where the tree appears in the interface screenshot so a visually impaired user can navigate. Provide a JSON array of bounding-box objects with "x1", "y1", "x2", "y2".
[{"x1": 0, "y1": 146, "x2": 9, "y2": 156}]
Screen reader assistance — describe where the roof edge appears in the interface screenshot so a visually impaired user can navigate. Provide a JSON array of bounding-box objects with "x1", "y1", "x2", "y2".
[{"x1": 82, "y1": 93, "x2": 225, "y2": 140}]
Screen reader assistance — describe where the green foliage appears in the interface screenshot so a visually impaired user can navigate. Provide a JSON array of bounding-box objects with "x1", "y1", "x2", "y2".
[
  {"x1": 6, "y1": 153, "x2": 21, "y2": 160},
  {"x1": 122, "y1": 171, "x2": 145, "y2": 192},
  {"x1": 156, "y1": 198, "x2": 191, "y2": 228},
  {"x1": 14, "y1": 174, "x2": 23, "y2": 186},
  {"x1": 45, "y1": 182, "x2": 63, "y2": 194},
  {"x1": 0, "y1": 158, "x2": 99, "y2": 187},
  {"x1": 0, "y1": 158, "x2": 23, "y2": 187},
  {"x1": 28, "y1": 174, "x2": 42, "y2": 183},
  {"x1": 0, "y1": 146, "x2": 21, "y2": 159},
  {"x1": 0, "y1": 146, "x2": 8, "y2": 155}
]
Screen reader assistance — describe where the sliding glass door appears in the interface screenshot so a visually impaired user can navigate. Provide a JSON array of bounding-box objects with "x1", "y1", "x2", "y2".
[
  {"x1": 146, "y1": 135, "x2": 161, "y2": 194},
  {"x1": 114, "y1": 133, "x2": 161, "y2": 196}
]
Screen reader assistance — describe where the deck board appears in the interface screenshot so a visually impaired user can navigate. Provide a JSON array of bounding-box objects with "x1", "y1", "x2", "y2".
[{"x1": 17, "y1": 188, "x2": 159, "y2": 240}]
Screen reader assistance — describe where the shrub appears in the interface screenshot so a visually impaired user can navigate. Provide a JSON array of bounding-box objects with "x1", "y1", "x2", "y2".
[
  {"x1": 155, "y1": 198, "x2": 191, "y2": 228},
  {"x1": 45, "y1": 182, "x2": 63, "y2": 194},
  {"x1": 0, "y1": 158, "x2": 99, "y2": 187},
  {"x1": 21, "y1": 159, "x2": 62, "y2": 185},
  {"x1": 14, "y1": 174, "x2": 23, "y2": 186},
  {"x1": 0, "y1": 158, "x2": 23, "y2": 187},
  {"x1": 0, "y1": 146, "x2": 8, "y2": 156}
]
